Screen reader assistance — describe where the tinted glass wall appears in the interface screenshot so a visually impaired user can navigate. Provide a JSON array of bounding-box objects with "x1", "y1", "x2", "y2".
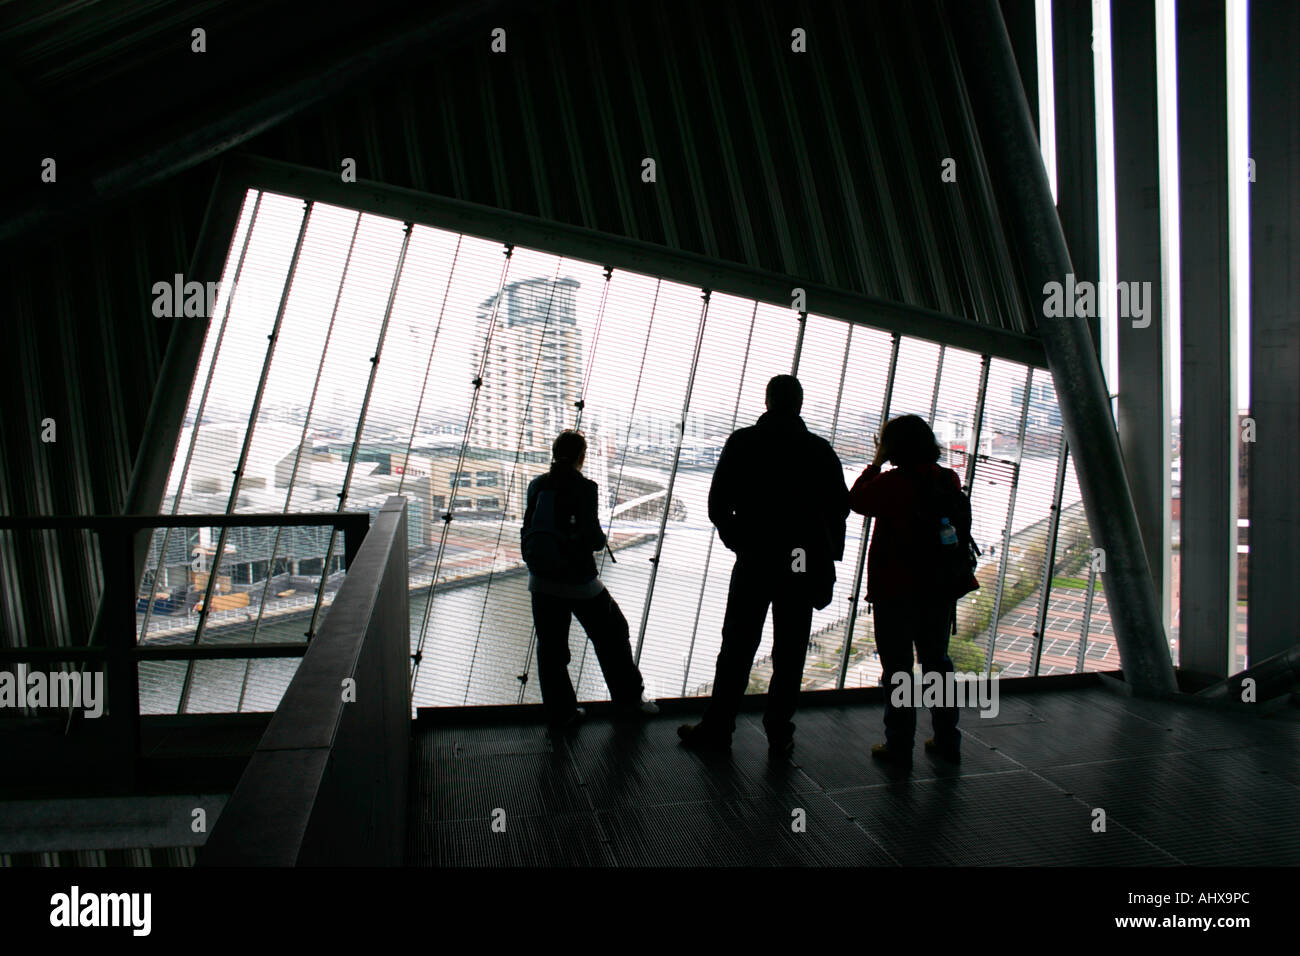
[{"x1": 142, "y1": 189, "x2": 1112, "y2": 712}]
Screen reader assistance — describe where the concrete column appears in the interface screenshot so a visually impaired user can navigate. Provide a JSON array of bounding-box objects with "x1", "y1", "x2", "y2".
[
  {"x1": 1247, "y1": 1, "x2": 1300, "y2": 663},
  {"x1": 1112, "y1": 0, "x2": 1172, "y2": 633},
  {"x1": 1052, "y1": 0, "x2": 1102, "y2": 354},
  {"x1": 1177, "y1": 0, "x2": 1237, "y2": 680}
]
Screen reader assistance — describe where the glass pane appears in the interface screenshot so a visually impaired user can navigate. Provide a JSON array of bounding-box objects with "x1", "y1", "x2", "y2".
[
  {"x1": 933, "y1": 348, "x2": 993, "y2": 672},
  {"x1": 1004, "y1": 370, "x2": 1067, "y2": 675},
  {"x1": 573, "y1": 278, "x2": 703, "y2": 700},
  {"x1": 179, "y1": 185, "x2": 1102, "y2": 712},
  {"x1": 644, "y1": 297, "x2": 801, "y2": 700},
  {"x1": 825, "y1": 326, "x2": 895, "y2": 690},
  {"x1": 677, "y1": 301, "x2": 800, "y2": 698},
  {"x1": 458, "y1": 248, "x2": 582, "y2": 705},
  {"x1": 971, "y1": 360, "x2": 1029, "y2": 673},
  {"x1": 789, "y1": 315, "x2": 850, "y2": 690},
  {"x1": 172, "y1": 193, "x2": 308, "y2": 514},
  {"x1": 407, "y1": 234, "x2": 526, "y2": 705}
]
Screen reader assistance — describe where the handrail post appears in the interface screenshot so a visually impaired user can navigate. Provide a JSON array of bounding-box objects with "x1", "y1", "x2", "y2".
[
  {"x1": 101, "y1": 527, "x2": 141, "y2": 791},
  {"x1": 342, "y1": 514, "x2": 369, "y2": 571}
]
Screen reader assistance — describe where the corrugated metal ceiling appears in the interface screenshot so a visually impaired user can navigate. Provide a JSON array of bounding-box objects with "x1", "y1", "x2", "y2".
[{"x1": 247, "y1": 0, "x2": 1036, "y2": 331}]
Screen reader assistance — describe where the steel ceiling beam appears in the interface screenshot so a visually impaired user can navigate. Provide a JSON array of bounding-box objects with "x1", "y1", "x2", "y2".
[
  {"x1": 219, "y1": 153, "x2": 1049, "y2": 367},
  {"x1": 0, "y1": 0, "x2": 542, "y2": 246}
]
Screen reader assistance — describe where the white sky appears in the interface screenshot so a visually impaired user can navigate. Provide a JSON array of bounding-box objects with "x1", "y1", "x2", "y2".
[
  {"x1": 1039, "y1": 0, "x2": 1252, "y2": 417},
  {"x1": 183, "y1": 191, "x2": 1013, "y2": 466}
]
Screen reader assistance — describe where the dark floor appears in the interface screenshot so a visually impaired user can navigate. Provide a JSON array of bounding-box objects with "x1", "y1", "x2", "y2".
[{"x1": 408, "y1": 685, "x2": 1300, "y2": 866}]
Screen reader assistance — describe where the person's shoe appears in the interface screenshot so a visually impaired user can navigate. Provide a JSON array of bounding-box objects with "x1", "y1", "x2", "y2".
[
  {"x1": 614, "y1": 697, "x2": 660, "y2": 718},
  {"x1": 870, "y1": 742, "x2": 913, "y2": 769},
  {"x1": 924, "y1": 737, "x2": 961, "y2": 764},
  {"x1": 768, "y1": 735, "x2": 795, "y2": 759},
  {"x1": 677, "y1": 722, "x2": 731, "y2": 752}
]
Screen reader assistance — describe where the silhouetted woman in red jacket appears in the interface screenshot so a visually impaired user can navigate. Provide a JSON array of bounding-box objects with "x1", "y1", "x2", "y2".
[{"x1": 849, "y1": 414, "x2": 963, "y2": 768}]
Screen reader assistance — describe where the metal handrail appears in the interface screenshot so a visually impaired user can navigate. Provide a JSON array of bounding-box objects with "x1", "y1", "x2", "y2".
[{"x1": 0, "y1": 511, "x2": 370, "y2": 789}]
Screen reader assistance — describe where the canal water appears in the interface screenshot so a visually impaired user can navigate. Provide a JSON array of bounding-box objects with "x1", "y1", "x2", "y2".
[{"x1": 139, "y1": 456, "x2": 1074, "y2": 713}]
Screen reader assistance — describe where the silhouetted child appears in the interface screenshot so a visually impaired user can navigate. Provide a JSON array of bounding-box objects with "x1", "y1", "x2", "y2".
[{"x1": 522, "y1": 430, "x2": 658, "y2": 729}]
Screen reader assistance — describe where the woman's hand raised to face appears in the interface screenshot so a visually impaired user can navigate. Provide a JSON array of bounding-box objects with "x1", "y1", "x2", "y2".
[{"x1": 871, "y1": 433, "x2": 889, "y2": 468}]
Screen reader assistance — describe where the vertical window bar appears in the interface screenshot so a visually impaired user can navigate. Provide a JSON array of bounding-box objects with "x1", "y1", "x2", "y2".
[
  {"x1": 306, "y1": 222, "x2": 414, "y2": 642},
  {"x1": 397, "y1": 235, "x2": 463, "y2": 499},
  {"x1": 516, "y1": 632, "x2": 537, "y2": 705},
  {"x1": 572, "y1": 265, "x2": 614, "y2": 432},
  {"x1": 181, "y1": 199, "x2": 313, "y2": 713},
  {"x1": 982, "y1": 365, "x2": 1034, "y2": 675},
  {"x1": 632, "y1": 289, "x2": 711, "y2": 666},
  {"x1": 1031, "y1": 438, "x2": 1071, "y2": 676},
  {"x1": 248, "y1": 213, "x2": 360, "y2": 625},
  {"x1": 965, "y1": 355, "x2": 993, "y2": 491},
  {"x1": 837, "y1": 332, "x2": 900, "y2": 689},
  {"x1": 595, "y1": 281, "x2": 661, "y2": 565},
  {"x1": 828, "y1": 324, "x2": 854, "y2": 447},
  {"x1": 1077, "y1": 548, "x2": 1100, "y2": 670},
  {"x1": 790, "y1": 310, "x2": 808, "y2": 374},
  {"x1": 139, "y1": 191, "x2": 264, "y2": 642},
  {"x1": 928, "y1": 344, "x2": 947, "y2": 426},
  {"x1": 463, "y1": 264, "x2": 566, "y2": 704},
  {"x1": 680, "y1": 301, "x2": 760, "y2": 696},
  {"x1": 236, "y1": 211, "x2": 364, "y2": 710},
  {"x1": 411, "y1": 243, "x2": 516, "y2": 694},
  {"x1": 1227, "y1": 0, "x2": 1249, "y2": 670},
  {"x1": 395, "y1": 232, "x2": 461, "y2": 694},
  {"x1": 571, "y1": 281, "x2": 663, "y2": 691}
]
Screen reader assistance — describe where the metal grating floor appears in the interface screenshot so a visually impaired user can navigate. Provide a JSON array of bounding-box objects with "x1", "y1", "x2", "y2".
[{"x1": 408, "y1": 686, "x2": 1300, "y2": 866}]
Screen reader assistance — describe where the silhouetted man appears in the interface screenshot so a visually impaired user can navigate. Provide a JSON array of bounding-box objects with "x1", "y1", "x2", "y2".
[{"x1": 679, "y1": 375, "x2": 848, "y2": 757}]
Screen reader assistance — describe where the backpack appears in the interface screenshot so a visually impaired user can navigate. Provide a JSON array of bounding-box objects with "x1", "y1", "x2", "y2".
[
  {"x1": 522, "y1": 483, "x2": 581, "y2": 580},
  {"x1": 919, "y1": 469, "x2": 981, "y2": 602}
]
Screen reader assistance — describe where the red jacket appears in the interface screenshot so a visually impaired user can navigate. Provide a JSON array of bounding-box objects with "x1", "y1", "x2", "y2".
[{"x1": 848, "y1": 462, "x2": 964, "y2": 602}]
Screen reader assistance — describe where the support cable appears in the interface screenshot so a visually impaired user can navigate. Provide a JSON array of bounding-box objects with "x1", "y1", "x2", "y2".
[
  {"x1": 632, "y1": 289, "x2": 712, "y2": 666},
  {"x1": 462, "y1": 262, "x2": 566, "y2": 704},
  {"x1": 515, "y1": 265, "x2": 614, "y2": 702},
  {"x1": 179, "y1": 200, "x2": 313, "y2": 713},
  {"x1": 305, "y1": 223, "x2": 414, "y2": 643},
  {"x1": 982, "y1": 364, "x2": 1034, "y2": 673},
  {"x1": 680, "y1": 301, "x2": 759, "y2": 696},
  {"x1": 139, "y1": 192, "x2": 264, "y2": 644},
  {"x1": 570, "y1": 281, "x2": 662, "y2": 691},
  {"x1": 410, "y1": 244, "x2": 515, "y2": 694},
  {"x1": 1031, "y1": 436, "x2": 1071, "y2": 676},
  {"x1": 236, "y1": 212, "x2": 363, "y2": 711},
  {"x1": 836, "y1": 333, "x2": 900, "y2": 689},
  {"x1": 394, "y1": 235, "x2": 462, "y2": 689}
]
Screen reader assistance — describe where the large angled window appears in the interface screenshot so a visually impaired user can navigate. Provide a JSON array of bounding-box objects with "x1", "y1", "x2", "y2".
[{"x1": 143, "y1": 187, "x2": 1097, "y2": 712}]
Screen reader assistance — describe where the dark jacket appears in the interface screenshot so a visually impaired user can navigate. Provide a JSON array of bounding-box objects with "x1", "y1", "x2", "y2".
[
  {"x1": 708, "y1": 411, "x2": 849, "y2": 608},
  {"x1": 848, "y1": 461, "x2": 966, "y2": 602},
  {"x1": 521, "y1": 467, "x2": 607, "y2": 587}
]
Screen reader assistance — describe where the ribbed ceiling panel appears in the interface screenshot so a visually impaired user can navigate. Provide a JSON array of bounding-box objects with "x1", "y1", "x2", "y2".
[
  {"x1": 0, "y1": 169, "x2": 211, "y2": 647},
  {"x1": 248, "y1": 0, "x2": 1034, "y2": 333}
]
